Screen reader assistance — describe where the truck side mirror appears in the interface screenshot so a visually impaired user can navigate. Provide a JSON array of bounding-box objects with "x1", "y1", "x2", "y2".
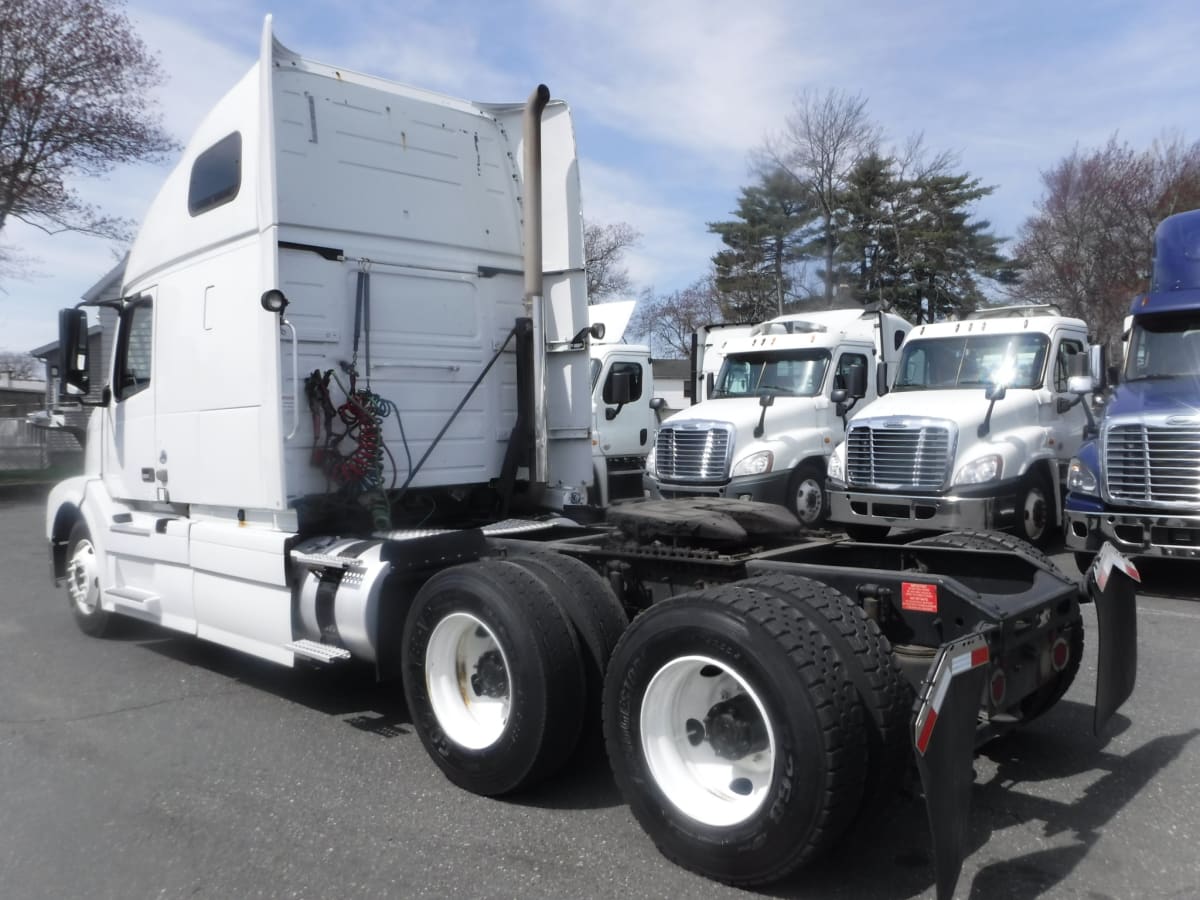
[
  {"x1": 604, "y1": 369, "x2": 633, "y2": 420},
  {"x1": 58, "y1": 308, "x2": 90, "y2": 395},
  {"x1": 846, "y1": 365, "x2": 868, "y2": 399},
  {"x1": 1067, "y1": 375, "x2": 1094, "y2": 395},
  {"x1": 705, "y1": 371, "x2": 715, "y2": 400},
  {"x1": 984, "y1": 382, "x2": 1007, "y2": 402},
  {"x1": 876, "y1": 360, "x2": 889, "y2": 396},
  {"x1": 604, "y1": 369, "x2": 633, "y2": 405}
]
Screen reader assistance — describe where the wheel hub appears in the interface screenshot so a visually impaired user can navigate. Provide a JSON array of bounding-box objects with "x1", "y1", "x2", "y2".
[
  {"x1": 640, "y1": 655, "x2": 776, "y2": 827},
  {"x1": 471, "y1": 649, "x2": 509, "y2": 698},
  {"x1": 702, "y1": 694, "x2": 770, "y2": 760}
]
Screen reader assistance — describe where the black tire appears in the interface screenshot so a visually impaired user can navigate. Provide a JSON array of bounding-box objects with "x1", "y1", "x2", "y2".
[
  {"x1": 65, "y1": 520, "x2": 111, "y2": 637},
  {"x1": 1073, "y1": 551, "x2": 1095, "y2": 576},
  {"x1": 788, "y1": 462, "x2": 829, "y2": 528},
  {"x1": 1019, "y1": 613, "x2": 1084, "y2": 722},
  {"x1": 911, "y1": 528, "x2": 1066, "y2": 579},
  {"x1": 843, "y1": 523, "x2": 891, "y2": 542},
  {"x1": 401, "y1": 559, "x2": 586, "y2": 796},
  {"x1": 503, "y1": 548, "x2": 628, "y2": 750},
  {"x1": 602, "y1": 584, "x2": 866, "y2": 886},
  {"x1": 1015, "y1": 470, "x2": 1055, "y2": 549},
  {"x1": 740, "y1": 574, "x2": 913, "y2": 816}
]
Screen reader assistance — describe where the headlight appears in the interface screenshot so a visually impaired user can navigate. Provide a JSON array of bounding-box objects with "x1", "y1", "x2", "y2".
[
  {"x1": 1067, "y1": 457, "x2": 1098, "y2": 494},
  {"x1": 827, "y1": 447, "x2": 845, "y2": 483},
  {"x1": 954, "y1": 454, "x2": 1002, "y2": 485},
  {"x1": 645, "y1": 446, "x2": 657, "y2": 477},
  {"x1": 732, "y1": 450, "x2": 774, "y2": 477}
]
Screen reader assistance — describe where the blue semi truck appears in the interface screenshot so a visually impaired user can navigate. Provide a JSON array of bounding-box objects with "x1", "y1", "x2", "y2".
[{"x1": 1065, "y1": 208, "x2": 1200, "y2": 570}]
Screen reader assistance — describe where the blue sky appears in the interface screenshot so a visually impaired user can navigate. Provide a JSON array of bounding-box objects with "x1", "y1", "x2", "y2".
[{"x1": 3, "y1": 0, "x2": 1198, "y2": 356}]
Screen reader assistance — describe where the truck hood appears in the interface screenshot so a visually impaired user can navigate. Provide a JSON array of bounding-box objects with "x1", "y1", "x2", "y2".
[
  {"x1": 1106, "y1": 378, "x2": 1200, "y2": 421},
  {"x1": 856, "y1": 388, "x2": 1040, "y2": 440}
]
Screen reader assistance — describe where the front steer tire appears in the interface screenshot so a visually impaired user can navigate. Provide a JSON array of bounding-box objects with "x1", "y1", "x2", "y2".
[
  {"x1": 602, "y1": 584, "x2": 867, "y2": 886},
  {"x1": 65, "y1": 521, "x2": 111, "y2": 638},
  {"x1": 401, "y1": 559, "x2": 586, "y2": 796}
]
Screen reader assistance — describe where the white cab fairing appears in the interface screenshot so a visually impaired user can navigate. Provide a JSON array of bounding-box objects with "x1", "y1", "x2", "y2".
[{"x1": 56, "y1": 17, "x2": 592, "y2": 665}]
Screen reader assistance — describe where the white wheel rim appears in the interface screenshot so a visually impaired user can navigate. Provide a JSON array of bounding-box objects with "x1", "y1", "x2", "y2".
[
  {"x1": 795, "y1": 477, "x2": 823, "y2": 525},
  {"x1": 1023, "y1": 487, "x2": 1047, "y2": 541},
  {"x1": 67, "y1": 538, "x2": 99, "y2": 616},
  {"x1": 640, "y1": 655, "x2": 776, "y2": 827},
  {"x1": 425, "y1": 612, "x2": 511, "y2": 750}
]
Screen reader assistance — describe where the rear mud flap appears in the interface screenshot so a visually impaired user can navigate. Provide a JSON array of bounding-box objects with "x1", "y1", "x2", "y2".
[
  {"x1": 912, "y1": 632, "x2": 990, "y2": 900},
  {"x1": 1088, "y1": 542, "x2": 1140, "y2": 736}
]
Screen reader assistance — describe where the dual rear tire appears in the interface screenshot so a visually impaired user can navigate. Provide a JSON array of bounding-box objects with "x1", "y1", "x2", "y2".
[
  {"x1": 401, "y1": 552, "x2": 626, "y2": 796},
  {"x1": 601, "y1": 578, "x2": 911, "y2": 885}
]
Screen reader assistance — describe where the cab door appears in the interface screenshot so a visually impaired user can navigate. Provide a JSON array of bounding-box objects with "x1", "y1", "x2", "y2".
[
  {"x1": 593, "y1": 353, "x2": 655, "y2": 458},
  {"x1": 102, "y1": 292, "x2": 160, "y2": 503},
  {"x1": 1042, "y1": 334, "x2": 1089, "y2": 460}
]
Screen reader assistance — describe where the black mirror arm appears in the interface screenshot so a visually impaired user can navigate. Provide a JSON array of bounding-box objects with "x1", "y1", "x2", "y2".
[
  {"x1": 753, "y1": 405, "x2": 769, "y2": 438},
  {"x1": 605, "y1": 403, "x2": 624, "y2": 421},
  {"x1": 977, "y1": 398, "x2": 998, "y2": 438}
]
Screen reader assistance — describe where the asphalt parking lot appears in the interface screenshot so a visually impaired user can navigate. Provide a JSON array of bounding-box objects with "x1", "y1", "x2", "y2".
[{"x1": 1, "y1": 483, "x2": 1197, "y2": 900}]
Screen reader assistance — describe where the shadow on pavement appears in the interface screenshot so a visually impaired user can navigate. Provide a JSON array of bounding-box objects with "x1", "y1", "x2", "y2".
[
  {"x1": 748, "y1": 699, "x2": 1187, "y2": 900},
  {"x1": 134, "y1": 627, "x2": 412, "y2": 734}
]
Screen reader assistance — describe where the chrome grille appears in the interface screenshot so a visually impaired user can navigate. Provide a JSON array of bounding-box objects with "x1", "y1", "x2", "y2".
[
  {"x1": 846, "y1": 422, "x2": 953, "y2": 489},
  {"x1": 1105, "y1": 423, "x2": 1200, "y2": 504},
  {"x1": 655, "y1": 423, "x2": 732, "y2": 482}
]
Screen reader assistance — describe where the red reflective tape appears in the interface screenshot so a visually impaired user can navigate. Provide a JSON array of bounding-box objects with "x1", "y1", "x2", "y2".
[
  {"x1": 970, "y1": 646, "x2": 989, "y2": 668},
  {"x1": 916, "y1": 708, "x2": 938, "y2": 755},
  {"x1": 902, "y1": 581, "x2": 938, "y2": 613}
]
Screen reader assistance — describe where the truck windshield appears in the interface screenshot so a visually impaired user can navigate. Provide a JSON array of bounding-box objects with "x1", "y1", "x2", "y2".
[
  {"x1": 893, "y1": 333, "x2": 1050, "y2": 391},
  {"x1": 1124, "y1": 312, "x2": 1200, "y2": 380},
  {"x1": 713, "y1": 349, "x2": 830, "y2": 398}
]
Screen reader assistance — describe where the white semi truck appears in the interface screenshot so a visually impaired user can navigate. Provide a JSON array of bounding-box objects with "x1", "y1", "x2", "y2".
[
  {"x1": 648, "y1": 309, "x2": 910, "y2": 526},
  {"x1": 586, "y1": 300, "x2": 660, "y2": 506},
  {"x1": 828, "y1": 307, "x2": 1095, "y2": 547},
  {"x1": 46, "y1": 20, "x2": 1140, "y2": 900}
]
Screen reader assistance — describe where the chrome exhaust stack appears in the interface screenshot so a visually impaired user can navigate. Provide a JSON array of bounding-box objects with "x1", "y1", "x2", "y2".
[{"x1": 522, "y1": 84, "x2": 551, "y2": 485}]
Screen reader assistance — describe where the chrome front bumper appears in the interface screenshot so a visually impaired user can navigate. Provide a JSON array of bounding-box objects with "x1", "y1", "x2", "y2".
[
  {"x1": 830, "y1": 486, "x2": 1005, "y2": 532},
  {"x1": 1065, "y1": 508, "x2": 1200, "y2": 559}
]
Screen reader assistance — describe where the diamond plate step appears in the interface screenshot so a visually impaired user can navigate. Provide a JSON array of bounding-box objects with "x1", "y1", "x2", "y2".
[
  {"x1": 290, "y1": 551, "x2": 367, "y2": 572},
  {"x1": 285, "y1": 639, "x2": 352, "y2": 663}
]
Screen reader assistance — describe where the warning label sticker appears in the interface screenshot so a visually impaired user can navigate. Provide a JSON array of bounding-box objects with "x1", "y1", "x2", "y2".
[{"x1": 902, "y1": 581, "x2": 938, "y2": 613}]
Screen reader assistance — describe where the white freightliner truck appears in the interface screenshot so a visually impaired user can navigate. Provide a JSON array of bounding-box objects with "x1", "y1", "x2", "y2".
[
  {"x1": 827, "y1": 307, "x2": 1095, "y2": 547},
  {"x1": 47, "y1": 20, "x2": 1140, "y2": 900},
  {"x1": 586, "y1": 300, "x2": 661, "y2": 506},
  {"x1": 648, "y1": 309, "x2": 910, "y2": 526},
  {"x1": 689, "y1": 320, "x2": 755, "y2": 403}
]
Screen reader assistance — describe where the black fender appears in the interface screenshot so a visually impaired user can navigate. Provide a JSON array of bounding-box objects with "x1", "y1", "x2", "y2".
[
  {"x1": 912, "y1": 631, "x2": 991, "y2": 900},
  {"x1": 1087, "y1": 542, "x2": 1140, "y2": 735}
]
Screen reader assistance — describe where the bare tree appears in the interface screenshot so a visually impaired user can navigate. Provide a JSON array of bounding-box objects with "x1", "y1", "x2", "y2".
[
  {"x1": 629, "y1": 276, "x2": 724, "y2": 358},
  {"x1": 584, "y1": 220, "x2": 642, "y2": 301},
  {"x1": 1012, "y1": 134, "x2": 1200, "y2": 350},
  {"x1": 0, "y1": 350, "x2": 40, "y2": 379},
  {"x1": 0, "y1": 0, "x2": 176, "y2": 247},
  {"x1": 763, "y1": 89, "x2": 880, "y2": 306}
]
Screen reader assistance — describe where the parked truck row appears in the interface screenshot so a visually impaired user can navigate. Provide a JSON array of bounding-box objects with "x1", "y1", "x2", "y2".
[{"x1": 47, "y1": 20, "x2": 1141, "y2": 900}]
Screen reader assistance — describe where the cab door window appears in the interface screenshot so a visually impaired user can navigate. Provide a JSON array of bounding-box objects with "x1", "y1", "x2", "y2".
[
  {"x1": 603, "y1": 361, "x2": 643, "y2": 403},
  {"x1": 114, "y1": 300, "x2": 153, "y2": 401},
  {"x1": 834, "y1": 352, "x2": 868, "y2": 395}
]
